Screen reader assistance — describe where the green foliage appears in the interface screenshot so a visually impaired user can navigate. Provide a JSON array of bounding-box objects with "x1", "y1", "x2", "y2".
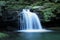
[
  {"x1": 42, "y1": 8, "x2": 56, "y2": 21},
  {"x1": 31, "y1": 2, "x2": 43, "y2": 6},
  {"x1": 0, "y1": 0, "x2": 60, "y2": 22},
  {"x1": 0, "y1": 33, "x2": 9, "y2": 38},
  {"x1": 0, "y1": 1, "x2": 6, "y2": 6}
]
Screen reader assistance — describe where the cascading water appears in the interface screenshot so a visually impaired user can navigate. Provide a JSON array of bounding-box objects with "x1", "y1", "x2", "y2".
[{"x1": 17, "y1": 9, "x2": 52, "y2": 32}]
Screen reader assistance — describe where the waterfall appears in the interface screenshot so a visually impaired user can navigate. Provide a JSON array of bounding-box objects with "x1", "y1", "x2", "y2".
[
  {"x1": 20, "y1": 9, "x2": 42, "y2": 30},
  {"x1": 17, "y1": 9, "x2": 52, "y2": 32}
]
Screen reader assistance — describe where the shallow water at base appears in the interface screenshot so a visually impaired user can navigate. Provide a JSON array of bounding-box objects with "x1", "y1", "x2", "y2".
[
  {"x1": 17, "y1": 29, "x2": 52, "y2": 32},
  {"x1": 5, "y1": 32, "x2": 60, "y2": 40}
]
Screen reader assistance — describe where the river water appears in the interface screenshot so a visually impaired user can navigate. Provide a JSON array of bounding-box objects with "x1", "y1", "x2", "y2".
[{"x1": 4, "y1": 32, "x2": 60, "y2": 40}]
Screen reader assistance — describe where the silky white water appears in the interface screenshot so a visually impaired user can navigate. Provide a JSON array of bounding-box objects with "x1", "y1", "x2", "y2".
[{"x1": 17, "y1": 9, "x2": 52, "y2": 32}]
